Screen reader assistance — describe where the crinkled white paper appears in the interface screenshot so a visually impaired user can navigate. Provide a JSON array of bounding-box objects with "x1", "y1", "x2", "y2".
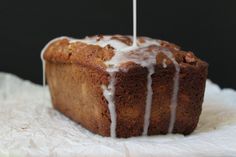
[{"x1": 0, "y1": 72, "x2": 236, "y2": 157}]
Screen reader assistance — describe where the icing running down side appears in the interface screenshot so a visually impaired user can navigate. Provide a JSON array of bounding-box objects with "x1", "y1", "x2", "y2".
[
  {"x1": 103, "y1": 40, "x2": 161, "y2": 137},
  {"x1": 160, "y1": 49, "x2": 181, "y2": 133},
  {"x1": 102, "y1": 72, "x2": 117, "y2": 138},
  {"x1": 40, "y1": 36, "x2": 70, "y2": 87},
  {"x1": 41, "y1": 35, "x2": 181, "y2": 137},
  {"x1": 142, "y1": 65, "x2": 155, "y2": 136}
]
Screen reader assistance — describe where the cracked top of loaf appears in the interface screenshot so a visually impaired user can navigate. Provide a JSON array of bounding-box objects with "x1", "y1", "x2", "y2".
[{"x1": 43, "y1": 35, "x2": 208, "y2": 71}]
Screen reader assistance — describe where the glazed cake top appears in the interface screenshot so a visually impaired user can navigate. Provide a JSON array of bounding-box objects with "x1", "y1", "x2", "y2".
[{"x1": 43, "y1": 35, "x2": 207, "y2": 71}]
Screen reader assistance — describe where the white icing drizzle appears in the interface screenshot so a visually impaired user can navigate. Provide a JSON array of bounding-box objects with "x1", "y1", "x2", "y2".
[
  {"x1": 162, "y1": 59, "x2": 167, "y2": 68},
  {"x1": 168, "y1": 65, "x2": 180, "y2": 133},
  {"x1": 104, "y1": 42, "x2": 160, "y2": 137},
  {"x1": 132, "y1": 0, "x2": 137, "y2": 47},
  {"x1": 162, "y1": 50, "x2": 180, "y2": 134},
  {"x1": 71, "y1": 36, "x2": 129, "y2": 50},
  {"x1": 102, "y1": 72, "x2": 117, "y2": 138},
  {"x1": 40, "y1": 36, "x2": 70, "y2": 87},
  {"x1": 142, "y1": 65, "x2": 155, "y2": 136}
]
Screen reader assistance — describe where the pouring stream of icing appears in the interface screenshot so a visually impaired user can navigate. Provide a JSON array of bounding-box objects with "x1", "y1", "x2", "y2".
[{"x1": 132, "y1": 0, "x2": 137, "y2": 47}]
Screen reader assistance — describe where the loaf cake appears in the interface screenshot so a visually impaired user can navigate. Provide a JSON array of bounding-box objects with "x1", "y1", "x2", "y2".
[{"x1": 42, "y1": 35, "x2": 208, "y2": 138}]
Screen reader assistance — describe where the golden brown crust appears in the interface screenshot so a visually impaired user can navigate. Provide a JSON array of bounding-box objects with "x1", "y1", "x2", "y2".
[
  {"x1": 44, "y1": 38, "x2": 114, "y2": 71},
  {"x1": 44, "y1": 35, "x2": 208, "y2": 138}
]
